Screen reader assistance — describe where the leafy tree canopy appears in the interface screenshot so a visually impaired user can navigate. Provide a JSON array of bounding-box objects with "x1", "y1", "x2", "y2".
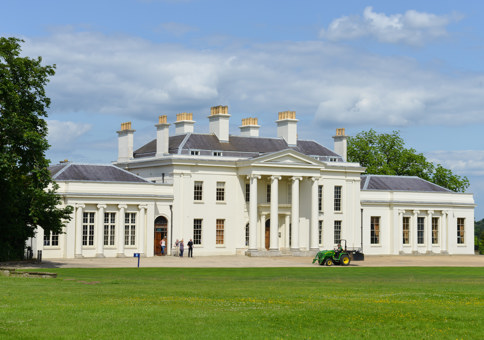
[
  {"x1": 475, "y1": 218, "x2": 484, "y2": 237},
  {"x1": 0, "y1": 37, "x2": 72, "y2": 261},
  {"x1": 347, "y1": 129, "x2": 470, "y2": 193}
]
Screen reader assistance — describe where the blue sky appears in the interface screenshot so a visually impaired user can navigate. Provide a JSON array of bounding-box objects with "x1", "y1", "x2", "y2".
[{"x1": 2, "y1": 0, "x2": 483, "y2": 219}]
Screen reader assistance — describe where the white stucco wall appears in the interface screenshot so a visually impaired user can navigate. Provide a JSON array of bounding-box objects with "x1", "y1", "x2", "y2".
[{"x1": 361, "y1": 190, "x2": 475, "y2": 255}]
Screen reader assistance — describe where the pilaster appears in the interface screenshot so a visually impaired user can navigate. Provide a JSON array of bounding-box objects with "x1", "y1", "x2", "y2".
[{"x1": 95, "y1": 204, "x2": 107, "y2": 258}]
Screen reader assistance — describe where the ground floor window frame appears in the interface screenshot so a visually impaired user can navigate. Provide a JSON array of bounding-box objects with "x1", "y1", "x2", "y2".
[
  {"x1": 457, "y1": 218, "x2": 465, "y2": 244},
  {"x1": 194, "y1": 219, "x2": 202, "y2": 245},
  {"x1": 104, "y1": 212, "x2": 116, "y2": 246},
  {"x1": 43, "y1": 230, "x2": 59, "y2": 247},
  {"x1": 334, "y1": 220, "x2": 341, "y2": 244},
  {"x1": 82, "y1": 212, "x2": 95, "y2": 246},
  {"x1": 216, "y1": 219, "x2": 225, "y2": 245},
  {"x1": 124, "y1": 213, "x2": 136, "y2": 246},
  {"x1": 417, "y1": 217, "x2": 425, "y2": 245},
  {"x1": 370, "y1": 216, "x2": 380, "y2": 245},
  {"x1": 402, "y1": 216, "x2": 410, "y2": 245},
  {"x1": 432, "y1": 217, "x2": 439, "y2": 245}
]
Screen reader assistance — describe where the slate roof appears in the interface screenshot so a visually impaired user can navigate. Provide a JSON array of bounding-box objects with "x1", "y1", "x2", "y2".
[
  {"x1": 50, "y1": 163, "x2": 149, "y2": 183},
  {"x1": 361, "y1": 175, "x2": 451, "y2": 193},
  {"x1": 133, "y1": 133, "x2": 341, "y2": 160}
]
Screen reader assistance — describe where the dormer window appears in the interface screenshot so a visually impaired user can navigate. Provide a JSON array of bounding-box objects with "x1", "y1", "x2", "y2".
[
  {"x1": 213, "y1": 151, "x2": 223, "y2": 156},
  {"x1": 190, "y1": 150, "x2": 200, "y2": 156},
  {"x1": 330, "y1": 157, "x2": 338, "y2": 162}
]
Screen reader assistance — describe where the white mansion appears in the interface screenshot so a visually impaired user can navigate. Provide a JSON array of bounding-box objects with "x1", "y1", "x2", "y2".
[{"x1": 33, "y1": 106, "x2": 475, "y2": 258}]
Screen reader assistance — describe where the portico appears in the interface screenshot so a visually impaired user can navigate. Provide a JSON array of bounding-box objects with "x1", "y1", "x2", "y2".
[{"x1": 240, "y1": 149, "x2": 325, "y2": 255}]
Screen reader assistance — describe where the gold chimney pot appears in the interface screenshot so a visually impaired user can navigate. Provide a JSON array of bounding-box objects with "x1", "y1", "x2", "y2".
[
  {"x1": 278, "y1": 111, "x2": 296, "y2": 120},
  {"x1": 242, "y1": 117, "x2": 258, "y2": 126},
  {"x1": 210, "y1": 105, "x2": 229, "y2": 115},
  {"x1": 176, "y1": 112, "x2": 193, "y2": 121},
  {"x1": 121, "y1": 122, "x2": 132, "y2": 131}
]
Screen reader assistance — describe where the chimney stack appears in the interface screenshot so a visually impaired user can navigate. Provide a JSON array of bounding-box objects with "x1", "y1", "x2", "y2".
[
  {"x1": 155, "y1": 115, "x2": 170, "y2": 157},
  {"x1": 209, "y1": 105, "x2": 230, "y2": 142},
  {"x1": 333, "y1": 128, "x2": 348, "y2": 161},
  {"x1": 239, "y1": 117, "x2": 260, "y2": 137},
  {"x1": 117, "y1": 122, "x2": 135, "y2": 162},
  {"x1": 276, "y1": 111, "x2": 298, "y2": 146},
  {"x1": 174, "y1": 112, "x2": 195, "y2": 135}
]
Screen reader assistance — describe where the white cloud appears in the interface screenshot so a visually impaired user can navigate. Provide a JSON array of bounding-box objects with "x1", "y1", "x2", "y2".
[
  {"x1": 320, "y1": 7, "x2": 461, "y2": 46},
  {"x1": 47, "y1": 120, "x2": 92, "y2": 150},
  {"x1": 20, "y1": 30, "x2": 484, "y2": 132},
  {"x1": 427, "y1": 150, "x2": 484, "y2": 177}
]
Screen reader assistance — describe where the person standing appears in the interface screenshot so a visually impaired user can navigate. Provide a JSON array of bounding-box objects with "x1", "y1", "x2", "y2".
[
  {"x1": 179, "y1": 239, "x2": 185, "y2": 257},
  {"x1": 174, "y1": 239, "x2": 179, "y2": 257},
  {"x1": 187, "y1": 239, "x2": 193, "y2": 258},
  {"x1": 161, "y1": 237, "x2": 166, "y2": 256}
]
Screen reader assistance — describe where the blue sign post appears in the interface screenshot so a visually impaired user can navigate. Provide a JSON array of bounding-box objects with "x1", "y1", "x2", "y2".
[{"x1": 133, "y1": 253, "x2": 140, "y2": 268}]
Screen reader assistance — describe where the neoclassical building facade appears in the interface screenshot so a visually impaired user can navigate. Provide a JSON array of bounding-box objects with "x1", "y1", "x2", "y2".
[{"x1": 32, "y1": 106, "x2": 475, "y2": 258}]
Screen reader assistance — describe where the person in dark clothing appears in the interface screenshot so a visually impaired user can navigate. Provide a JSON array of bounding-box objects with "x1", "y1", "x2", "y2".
[
  {"x1": 179, "y1": 239, "x2": 184, "y2": 257},
  {"x1": 187, "y1": 239, "x2": 193, "y2": 258},
  {"x1": 335, "y1": 243, "x2": 343, "y2": 256}
]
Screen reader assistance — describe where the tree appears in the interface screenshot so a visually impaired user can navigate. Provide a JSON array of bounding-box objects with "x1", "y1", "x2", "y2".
[
  {"x1": 474, "y1": 218, "x2": 484, "y2": 238},
  {"x1": 0, "y1": 37, "x2": 72, "y2": 261},
  {"x1": 347, "y1": 129, "x2": 470, "y2": 193}
]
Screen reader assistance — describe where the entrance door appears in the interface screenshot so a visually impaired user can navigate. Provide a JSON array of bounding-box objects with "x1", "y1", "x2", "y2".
[
  {"x1": 154, "y1": 216, "x2": 168, "y2": 255},
  {"x1": 265, "y1": 219, "x2": 271, "y2": 250}
]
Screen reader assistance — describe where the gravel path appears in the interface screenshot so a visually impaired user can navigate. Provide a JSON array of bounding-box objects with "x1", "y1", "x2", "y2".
[{"x1": 3, "y1": 254, "x2": 483, "y2": 269}]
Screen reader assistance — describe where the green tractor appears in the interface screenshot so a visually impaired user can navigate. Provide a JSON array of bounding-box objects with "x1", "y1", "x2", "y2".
[{"x1": 312, "y1": 240, "x2": 363, "y2": 266}]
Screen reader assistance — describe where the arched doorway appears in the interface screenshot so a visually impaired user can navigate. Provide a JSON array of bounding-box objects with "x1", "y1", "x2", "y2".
[
  {"x1": 154, "y1": 216, "x2": 168, "y2": 255},
  {"x1": 265, "y1": 219, "x2": 270, "y2": 250}
]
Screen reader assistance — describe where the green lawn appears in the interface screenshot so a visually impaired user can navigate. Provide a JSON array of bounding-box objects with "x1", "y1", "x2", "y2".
[{"x1": 1, "y1": 267, "x2": 483, "y2": 339}]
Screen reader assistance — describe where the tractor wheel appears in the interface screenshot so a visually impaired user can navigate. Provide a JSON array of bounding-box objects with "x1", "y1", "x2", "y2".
[
  {"x1": 325, "y1": 258, "x2": 334, "y2": 266},
  {"x1": 340, "y1": 254, "x2": 350, "y2": 266}
]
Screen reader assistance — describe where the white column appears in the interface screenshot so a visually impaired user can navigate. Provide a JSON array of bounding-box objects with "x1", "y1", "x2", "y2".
[
  {"x1": 75, "y1": 204, "x2": 85, "y2": 258},
  {"x1": 427, "y1": 210, "x2": 433, "y2": 253},
  {"x1": 310, "y1": 177, "x2": 320, "y2": 251},
  {"x1": 117, "y1": 204, "x2": 127, "y2": 257},
  {"x1": 249, "y1": 175, "x2": 260, "y2": 251},
  {"x1": 412, "y1": 210, "x2": 419, "y2": 253},
  {"x1": 284, "y1": 215, "x2": 290, "y2": 249},
  {"x1": 36, "y1": 226, "x2": 44, "y2": 254},
  {"x1": 138, "y1": 205, "x2": 147, "y2": 256},
  {"x1": 398, "y1": 210, "x2": 405, "y2": 254},
  {"x1": 270, "y1": 175, "x2": 281, "y2": 251},
  {"x1": 442, "y1": 211, "x2": 448, "y2": 254},
  {"x1": 260, "y1": 214, "x2": 266, "y2": 250},
  {"x1": 96, "y1": 204, "x2": 106, "y2": 258},
  {"x1": 291, "y1": 177, "x2": 301, "y2": 251}
]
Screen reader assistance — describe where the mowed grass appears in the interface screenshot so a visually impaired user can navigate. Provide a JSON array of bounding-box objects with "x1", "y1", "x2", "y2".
[{"x1": 1, "y1": 267, "x2": 483, "y2": 339}]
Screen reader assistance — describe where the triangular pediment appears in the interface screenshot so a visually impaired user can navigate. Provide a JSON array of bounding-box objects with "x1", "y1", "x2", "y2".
[
  {"x1": 239, "y1": 149, "x2": 323, "y2": 167},
  {"x1": 264, "y1": 154, "x2": 314, "y2": 165}
]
